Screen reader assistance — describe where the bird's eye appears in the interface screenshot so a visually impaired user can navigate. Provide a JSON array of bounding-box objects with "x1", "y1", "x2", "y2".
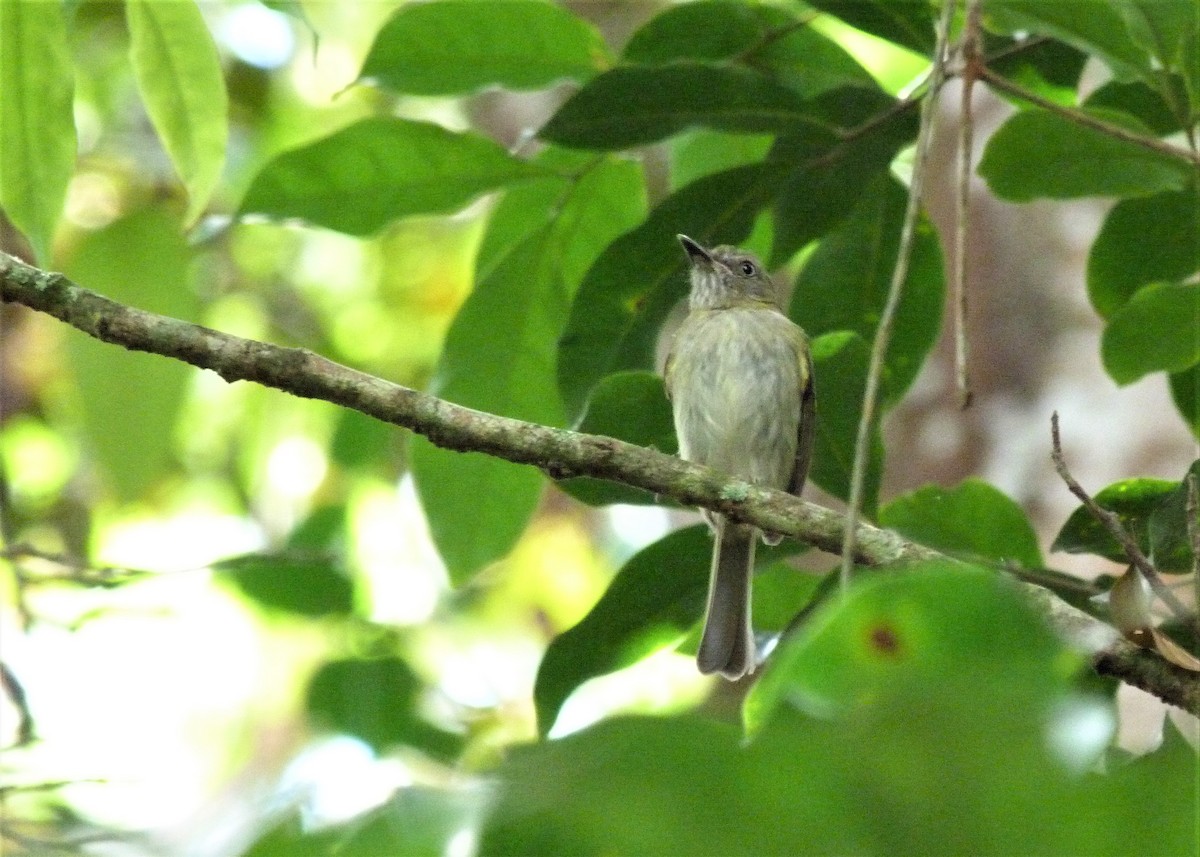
[{"x1": 739, "y1": 260, "x2": 756, "y2": 277}]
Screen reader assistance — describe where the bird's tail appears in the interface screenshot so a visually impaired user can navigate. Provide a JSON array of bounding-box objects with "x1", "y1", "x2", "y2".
[{"x1": 697, "y1": 519, "x2": 756, "y2": 679}]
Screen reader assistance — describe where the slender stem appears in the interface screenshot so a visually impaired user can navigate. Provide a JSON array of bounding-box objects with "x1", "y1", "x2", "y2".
[
  {"x1": 977, "y1": 65, "x2": 1200, "y2": 168},
  {"x1": 1050, "y1": 413, "x2": 1196, "y2": 629},
  {"x1": 1187, "y1": 472, "x2": 1199, "y2": 619},
  {"x1": 954, "y1": 0, "x2": 983, "y2": 411},
  {"x1": 839, "y1": 0, "x2": 956, "y2": 592}
]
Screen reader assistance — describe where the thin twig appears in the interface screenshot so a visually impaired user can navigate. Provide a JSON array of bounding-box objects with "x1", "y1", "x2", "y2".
[
  {"x1": 1187, "y1": 472, "x2": 1199, "y2": 618},
  {"x1": 839, "y1": 0, "x2": 956, "y2": 591},
  {"x1": 1050, "y1": 412, "x2": 1195, "y2": 628},
  {"x1": 0, "y1": 661, "x2": 35, "y2": 747},
  {"x1": 977, "y1": 65, "x2": 1200, "y2": 168},
  {"x1": 954, "y1": 0, "x2": 983, "y2": 411}
]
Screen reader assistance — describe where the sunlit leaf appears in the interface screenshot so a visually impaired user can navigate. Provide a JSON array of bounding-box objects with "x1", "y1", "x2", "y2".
[
  {"x1": 126, "y1": 0, "x2": 228, "y2": 225},
  {"x1": 803, "y1": 0, "x2": 934, "y2": 54},
  {"x1": 239, "y1": 118, "x2": 550, "y2": 235},
  {"x1": 1087, "y1": 186, "x2": 1200, "y2": 319},
  {"x1": 361, "y1": 0, "x2": 609, "y2": 96},
  {"x1": 62, "y1": 208, "x2": 197, "y2": 500},
  {"x1": 1101, "y1": 282, "x2": 1200, "y2": 384},
  {"x1": 879, "y1": 479, "x2": 1044, "y2": 569},
  {"x1": 0, "y1": 0, "x2": 75, "y2": 262},
  {"x1": 978, "y1": 109, "x2": 1191, "y2": 201}
]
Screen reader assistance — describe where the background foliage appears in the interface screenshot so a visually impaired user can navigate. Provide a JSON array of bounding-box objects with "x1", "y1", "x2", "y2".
[{"x1": 0, "y1": 1, "x2": 1197, "y2": 855}]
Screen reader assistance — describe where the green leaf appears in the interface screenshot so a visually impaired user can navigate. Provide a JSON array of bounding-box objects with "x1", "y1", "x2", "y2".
[
  {"x1": 534, "y1": 525, "x2": 711, "y2": 736},
  {"x1": 412, "y1": 157, "x2": 645, "y2": 583},
  {"x1": 1170, "y1": 364, "x2": 1200, "y2": 437},
  {"x1": 557, "y1": 162, "x2": 783, "y2": 420},
  {"x1": 1083, "y1": 79, "x2": 1186, "y2": 136},
  {"x1": 746, "y1": 564, "x2": 1073, "y2": 728},
  {"x1": 125, "y1": 0, "x2": 228, "y2": 225},
  {"x1": 985, "y1": 34, "x2": 1088, "y2": 103},
  {"x1": 1113, "y1": 0, "x2": 1200, "y2": 98},
  {"x1": 360, "y1": 0, "x2": 609, "y2": 96},
  {"x1": 769, "y1": 88, "x2": 917, "y2": 265},
  {"x1": 558, "y1": 371, "x2": 676, "y2": 507},
  {"x1": 1101, "y1": 282, "x2": 1200, "y2": 384},
  {"x1": 878, "y1": 479, "x2": 1044, "y2": 569},
  {"x1": 539, "y1": 62, "x2": 823, "y2": 151},
  {"x1": 791, "y1": 174, "x2": 943, "y2": 404},
  {"x1": 803, "y1": 0, "x2": 934, "y2": 54},
  {"x1": 239, "y1": 118, "x2": 549, "y2": 236},
  {"x1": 1147, "y1": 460, "x2": 1200, "y2": 572},
  {"x1": 986, "y1": 0, "x2": 1153, "y2": 82},
  {"x1": 1052, "y1": 476, "x2": 1178, "y2": 563},
  {"x1": 0, "y1": 0, "x2": 76, "y2": 263},
  {"x1": 62, "y1": 208, "x2": 197, "y2": 501},
  {"x1": 1088, "y1": 187, "x2": 1200, "y2": 318},
  {"x1": 215, "y1": 552, "x2": 353, "y2": 617},
  {"x1": 339, "y1": 789, "x2": 479, "y2": 857},
  {"x1": 807, "y1": 331, "x2": 882, "y2": 515},
  {"x1": 669, "y1": 130, "x2": 774, "y2": 191},
  {"x1": 306, "y1": 657, "x2": 462, "y2": 761},
  {"x1": 977, "y1": 109, "x2": 1191, "y2": 201}
]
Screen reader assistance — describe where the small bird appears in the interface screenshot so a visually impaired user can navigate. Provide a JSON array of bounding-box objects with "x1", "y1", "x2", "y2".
[{"x1": 664, "y1": 235, "x2": 814, "y2": 680}]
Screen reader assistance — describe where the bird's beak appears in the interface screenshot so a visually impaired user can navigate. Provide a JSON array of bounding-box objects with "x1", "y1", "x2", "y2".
[{"x1": 678, "y1": 234, "x2": 713, "y2": 266}]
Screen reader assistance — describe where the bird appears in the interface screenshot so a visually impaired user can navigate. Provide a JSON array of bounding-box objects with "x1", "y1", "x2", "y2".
[{"x1": 664, "y1": 235, "x2": 815, "y2": 679}]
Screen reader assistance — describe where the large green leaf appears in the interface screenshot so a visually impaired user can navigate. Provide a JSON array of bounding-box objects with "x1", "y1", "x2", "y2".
[
  {"x1": 539, "y1": 62, "x2": 823, "y2": 150},
  {"x1": 878, "y1": 479, "x2": 1044, "y2": 569},
  {"x1": 978, "y1": 109, "x2": 1192, "y2": 201},
  {"x1": 558, "y1": 371, "x2": 676, "y2": 507},
  {"x1": 807, "y1": 331, "x2": 882, "y2": 515},
  {"x1": 306, "y1": 657, "x2": 462, "y2": 761},
  {"x1": 1052, "y1": 476, "x2": 1178, "y2": 563},
  {"x1": 1101, "y1": 282, "x2": 1200, "y2": 384},
  {"x1": 0, "y1": 0, "x2": 76, "y2": 263},
  {"x1": 62, "y1": 208, "x2": 197, "y2": 501},
  {"x1": 1087, "y1": 186, "x2": 1200, "y2": 319},
  {"x1": 360, "y1": 0, "x2": 609, "y2": 96},
  {"x1": 987, "y1": 0, "x2": 1154, "y2": 82},
  {"x1": 411, "y1": 157, "x2": 645, "y2": 583},
  {"x1": 803, "y1": 0, "x2": 934, "y2": 54},
  {"x1": 239, "y1": 118, "x2": 550, "y2": 236},
  {"x1": 790, "y1": 173, "x2": 943, "y2": 405},
  {"x1": 125, "y1": 0, "x2": 227, "y2": 225}
]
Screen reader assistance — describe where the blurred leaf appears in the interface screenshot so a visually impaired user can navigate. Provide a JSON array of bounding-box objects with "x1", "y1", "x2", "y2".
[
  {"x1": 239, "y1": 118, "x2": 549, "y2": 236},
  {"x1": 330, "y1": 407, "x2": 398, "y2": 471},
  {"x1": 540, "y1": 63, "x2": 822, "y2": 150},
  {"x1": 879, "y1": 479, "x2": 1044, "y2": 569},
  {"x1": 985, "y1": 34, "x2": 1088, "y2": 103},
  {"x1": 62, "y1": 208, "x2": 197, "y2": 500},
  {"x1": 1052, "y1": 477, "x2": 1178, "y2": 563},
  {"x1": 340, "y1": 788, "x2": 480, "y2": 857},
  {"x1": 287, "y1": 504, "x2": 348, "y2": 552},
  {"x1": 1147, "y1": 460, "x2": 1200, "y2": 572},
  {"x1": 746, "y1": 563, "x2": 1074, "y2": 728},
  {"x1": 535, "y1": 525, "x2": 711, "y2": 736},
  {"x1": 1101, "y1": 282, "x2": 1200, "y2": 384},
  {"x1": 978, "y1": 109, "x2": 1191, "y2": 201},
  {"x1": 807, "y1": 331, "x2": 881, "y2": 515},
  {"x1": 557, "y1": 162, "x2": 782, "y2": 420},
  {"x1": 0, "y1": 0, "x2": 75, "y2": 262},
  {"x1": 488, "y1": 568, "x2": 1198, "y2": 857},
  {"x1": 216, "y1": 552, "x2": 353, "y2": 617},
  {"x1": 558, "y1": 371, "x2": 676, "y2": 507},
  {"x1": 306, "y1": 657, "x2": 462, "y2": 760},
  {"x1": 770, "y1": 89, "x2": 917, "y2": 265},
  {"x1": 1083, "y1": 79, "x2": 1186, "y2": 136},
  {"x1": 361, "y1": 1, "x2": 608, "y2": 96},
  {"x1": 803, "y1": 0, "x2": 934, "y2": 54},
  {"x1": 412, "y1": 156, "x2": 645, "y2": 583},
  {"x1": 986, "y1": 0, "x2": 1153, "y2": 82},
  {"x1": 126, "y1": 0, "x2": 228, "y2": 225},
  {"x1": 791, "y1": 173, "x2": 943, "y2": 404},
  {"x1": 240, "y1": 813, "x2": 344, "y2": 857},
  {"x1": 1170, "y1": 364, "x2": 1200, "y2": 437},
  {"x1": 1087, "y1": 186, "x2": 1199, "y2": 319},
  {"x1": 1113, "y1": 0, "x2": 1200, "y2": 100}
]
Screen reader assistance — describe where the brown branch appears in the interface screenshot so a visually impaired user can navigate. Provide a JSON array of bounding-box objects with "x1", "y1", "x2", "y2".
[
  {"x1": 1050, "y1": 412, "x2": 1195, "y2": 629},
  {"x1": 3, "y1": 250, "x2": 1199, "y2": 713}
]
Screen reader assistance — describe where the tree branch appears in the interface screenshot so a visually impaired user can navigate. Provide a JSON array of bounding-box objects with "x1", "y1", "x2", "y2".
[{"x1": 3, "y1": 249, "x2": 1198, "y2": 714}]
